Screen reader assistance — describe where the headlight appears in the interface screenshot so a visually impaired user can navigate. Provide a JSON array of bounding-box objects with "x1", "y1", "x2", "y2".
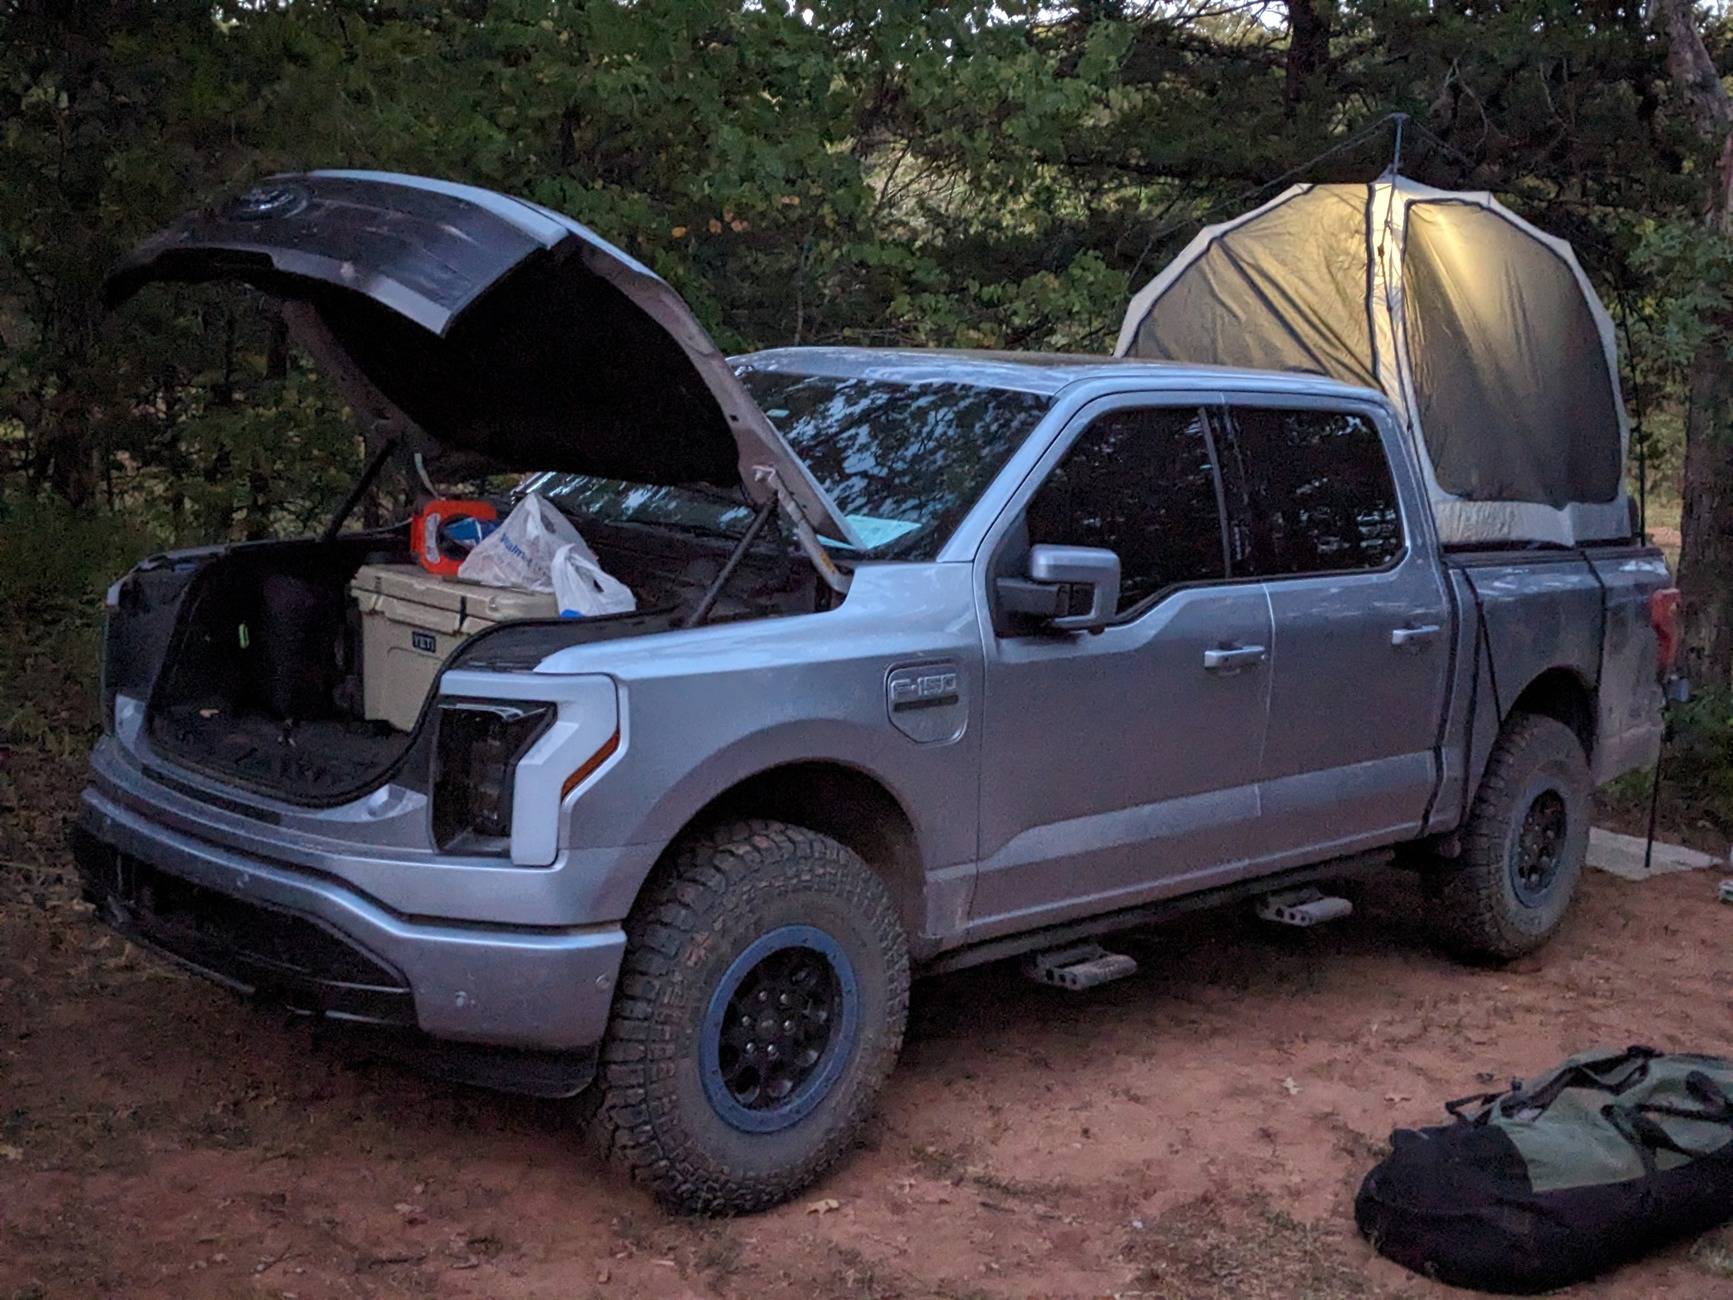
[
  {"x1": 100, "y1": 576, "x2": 127, "y2": 737},
  {"x1": 432, "y1": 700, "x2": 554, "y2": 851}
]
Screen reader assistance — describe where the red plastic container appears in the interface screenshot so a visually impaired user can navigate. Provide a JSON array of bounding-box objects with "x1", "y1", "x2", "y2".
[{"x1": 411, "y1": 499, "x2": 498, "y2": 576}]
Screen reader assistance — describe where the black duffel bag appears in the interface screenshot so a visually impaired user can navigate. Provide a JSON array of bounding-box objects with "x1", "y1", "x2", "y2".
[{"x1": 1356, "y1": 1045, "x2": 1733, "y2": 1293}]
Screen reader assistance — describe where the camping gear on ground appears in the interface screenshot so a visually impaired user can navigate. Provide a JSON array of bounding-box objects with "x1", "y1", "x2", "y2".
[
  {"x1": 348, "y1": 564, "x2": 558, "y2": 730},
  {"x1": 551, "y1": 541, "x2": 636, "y2": 619},
  {"x1": 1117, "y1": 176, "x2": 1630, "y2": 548},
  {"x1": 411, "y1": 498, "x2": 498, "y2": 575},
  {"x1": 1355, "y1": 1046, "x2": 1733, "y2": 1294}
]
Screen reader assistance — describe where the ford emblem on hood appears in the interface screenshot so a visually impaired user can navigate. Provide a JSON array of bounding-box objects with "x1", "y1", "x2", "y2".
[{"x1": 226, "y1": 182, "x2": 310, "y2": 222}]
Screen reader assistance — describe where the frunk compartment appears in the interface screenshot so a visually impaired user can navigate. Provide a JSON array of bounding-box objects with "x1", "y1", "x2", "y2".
[
  {"x1": 144, "y1": 534, "x2": 420, "y2": 803},
  {"x1": 129, "y1": 498, "x2": 829, "y2": 805}
]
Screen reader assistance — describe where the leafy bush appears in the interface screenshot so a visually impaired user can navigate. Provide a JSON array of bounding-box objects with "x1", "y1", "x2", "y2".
[
  {"x1": 1602, "y1": 687, "x2": 1733, "y2": 846},
  {"x1": 0, "y1": 494, "x2": 155, "y2": 749},
  {"x1": 0, "y1": 494, "x2": 153, "y2": 623}
]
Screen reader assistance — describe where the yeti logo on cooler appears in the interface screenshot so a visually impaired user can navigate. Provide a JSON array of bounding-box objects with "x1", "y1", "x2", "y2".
[{"x1": 412, "y1": 629, "x2": 437, "y2": 654}]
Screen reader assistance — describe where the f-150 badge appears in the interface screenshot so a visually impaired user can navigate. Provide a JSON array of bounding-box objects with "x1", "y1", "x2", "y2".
[{"x1": 886, "y1": 662, "x2": 964, "y2": 744}]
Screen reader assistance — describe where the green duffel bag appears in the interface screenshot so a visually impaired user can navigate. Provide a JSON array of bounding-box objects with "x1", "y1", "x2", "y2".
[{"x1": 1356, "y1": 1045, "x2": 1733, "y2": 1293}]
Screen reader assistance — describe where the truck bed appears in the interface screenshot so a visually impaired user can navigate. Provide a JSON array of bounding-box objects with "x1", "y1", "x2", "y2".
[{"x1": 1428, "y1": 543, "x2": 1670, "y2": 840}]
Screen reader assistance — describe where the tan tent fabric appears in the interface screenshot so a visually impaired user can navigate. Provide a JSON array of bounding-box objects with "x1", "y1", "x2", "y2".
[{"x1": 1116, "y1": 176, "x2": 1631, "y2": 547}]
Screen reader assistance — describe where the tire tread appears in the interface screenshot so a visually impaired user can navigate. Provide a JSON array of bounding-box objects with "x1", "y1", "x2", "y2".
[
  {"x1": 1436, "y1": 713, "x2": 1589, "y2": 962},
  {"x1": 591, "y1": 819, "x2": 909, "y2": 1214}
]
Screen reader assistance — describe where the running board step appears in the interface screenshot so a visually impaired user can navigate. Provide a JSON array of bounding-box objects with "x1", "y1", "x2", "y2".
[
  {"x1": 1022, "y1": 941, "x2": 1138, "y2": 991},
  {"x1": 1255, "y1": 887, "x2": 1353, "y2": 928}
]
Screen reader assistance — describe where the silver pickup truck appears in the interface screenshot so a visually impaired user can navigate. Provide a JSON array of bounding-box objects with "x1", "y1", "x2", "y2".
[{"x1": 76, "y1": 173, "x2": 1676, "y2": 1214}]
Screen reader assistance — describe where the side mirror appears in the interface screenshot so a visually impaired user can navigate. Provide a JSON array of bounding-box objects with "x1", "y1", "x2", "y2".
[{"x1": 996, "y1": 544, "x2": 1120, "y2": 633}]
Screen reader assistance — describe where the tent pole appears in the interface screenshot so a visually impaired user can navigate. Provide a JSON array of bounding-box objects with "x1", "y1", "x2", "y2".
[
  {"x1": 1617, "y1": 299, "x2": 1649, "y2": 545},
  {"x1": 1389, "y1": 112, "x2": 1409, "y2": 176},
  {"x1": 1638, "y1": 426, "x2": 1649, "y2": 543}
]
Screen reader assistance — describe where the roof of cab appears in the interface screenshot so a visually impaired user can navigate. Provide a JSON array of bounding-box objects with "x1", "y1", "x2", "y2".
[{"x1": 734, "y1": 345, "x2": 1387, "y2": 404}]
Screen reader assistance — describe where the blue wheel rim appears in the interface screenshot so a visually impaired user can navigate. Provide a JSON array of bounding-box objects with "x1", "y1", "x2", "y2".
[
  {"x1": 1510, "y1": 786, "x2": 1569, "y2": 907},
  {"x1": 699, "y1": 924, "x2": 860, "y2": 1133}
]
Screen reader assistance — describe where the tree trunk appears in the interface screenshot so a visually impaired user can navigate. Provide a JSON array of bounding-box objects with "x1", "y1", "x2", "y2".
[
  {"x1": 1284, "y1": 0, "x2": 1332, "y2": 112},
  {"x1": 1676, "y1": 334, "x2": 1733, "y2": 679},
  {"x1": 1653, "y1": 0, "x2": 1733, "y2": 684},
  {"x1": 244, "y1": 312, "x2": 291, "y2": 541}
]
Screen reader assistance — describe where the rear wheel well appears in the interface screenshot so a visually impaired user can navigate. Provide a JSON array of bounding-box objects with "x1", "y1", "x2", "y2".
[
  {"x1": 1508, "y1": 668, "x2": 1596, "y2": 761},
  {"x1": 676, "y1": 763, "x2": 925, "y2": 940}
]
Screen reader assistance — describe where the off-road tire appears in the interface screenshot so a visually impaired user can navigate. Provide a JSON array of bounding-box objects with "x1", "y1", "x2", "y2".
[
  {"x1": 1434, "y1": 713, "x2": 1592, "y2": 963},
  {"x1": 590, "y1": 819, "x2": 909, "y2": 1215}
]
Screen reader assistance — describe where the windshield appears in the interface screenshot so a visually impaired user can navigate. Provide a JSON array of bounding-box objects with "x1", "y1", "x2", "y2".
[{"x1": 524, "y1": 368, "x2": 1052, "y2": 559}]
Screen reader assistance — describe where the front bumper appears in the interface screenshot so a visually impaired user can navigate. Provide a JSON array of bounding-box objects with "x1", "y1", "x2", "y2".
[{"x1": 74, "y1": 785, "x2": 627, "y2": 1090}]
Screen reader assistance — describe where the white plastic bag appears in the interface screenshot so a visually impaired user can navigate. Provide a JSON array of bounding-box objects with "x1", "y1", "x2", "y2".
[
  {"x1": 552, "y1": 542, "x2": 637, "y2": 618},
  {"x1": 457, "y1": 493, "x2": 590, "y2": 592}
]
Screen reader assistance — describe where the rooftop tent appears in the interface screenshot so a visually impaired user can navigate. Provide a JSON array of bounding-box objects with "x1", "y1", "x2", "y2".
[{"x1": 1115, "y1": 176, "x2": 1631, "y2": 547}]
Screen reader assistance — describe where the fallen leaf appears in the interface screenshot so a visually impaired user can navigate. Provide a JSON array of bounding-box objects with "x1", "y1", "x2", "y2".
[
  {"x1": 670, "y1": 226, "x2": 687, "y2": 238},
  {"x1": 0, "y1": 1144, "x2": 21, "y2": 1161},
  {"x1": 1281, "y1": 1076, "x2": 1301, "y2": 1096},
  {"x1": 805, "y1": 1197, "x2": 842, "y2": 1215}
]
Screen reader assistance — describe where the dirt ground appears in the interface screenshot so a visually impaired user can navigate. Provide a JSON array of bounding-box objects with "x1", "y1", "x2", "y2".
[{"x1": 4, "y1": 832, "x2": 1732, "y2": 1300}]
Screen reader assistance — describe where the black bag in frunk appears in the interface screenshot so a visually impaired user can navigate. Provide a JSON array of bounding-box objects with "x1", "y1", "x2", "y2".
[
  {"x1": 1355, "y1": 1046, "x2": 1733, "y2": 1294},
  {"x1": 253, "y1": 573, "x2": 346, "y2": 719}
]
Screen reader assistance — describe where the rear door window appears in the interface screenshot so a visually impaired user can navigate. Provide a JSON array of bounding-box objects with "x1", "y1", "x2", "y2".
[
  {"x1": 1215, "y1": 405, "x2": 1404, "y2": 577},
  {"x1": 1024, "y1": 406, "x2": 1226, "y2": 615}
]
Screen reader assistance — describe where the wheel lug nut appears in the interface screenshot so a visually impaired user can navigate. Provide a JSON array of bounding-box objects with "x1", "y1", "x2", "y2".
[
  {"x1": 782, "y1": 1019, "x2": 793, "y2": 1032},
  {"x1": 766, "y1": 1044, "x2": 778, "y2": 1059},
  {"x1": 745, "y1": 1042, "x2": 756, "y2": 1055}
]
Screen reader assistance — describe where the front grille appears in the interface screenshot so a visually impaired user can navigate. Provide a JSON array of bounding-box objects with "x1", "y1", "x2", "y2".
[{"x1": 73, "y1": 825, "x2": 415, "y2": 1026}]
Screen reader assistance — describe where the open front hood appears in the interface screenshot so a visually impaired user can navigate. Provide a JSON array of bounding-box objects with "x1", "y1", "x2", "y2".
[{"x1": 105, "y1": 170, "x2": 857, "y2": 544}]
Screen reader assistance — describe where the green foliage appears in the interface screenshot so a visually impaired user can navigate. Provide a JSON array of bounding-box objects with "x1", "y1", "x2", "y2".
[
  {"x1": 1604, "y1": 686, "x2": 1733, "y2": 844},
  {"x1": 0, "y1": 0, "x2": 1725, "y2": 552},
  {"x1": 0, "y1": 493, "x2": 148, "y2": 618},
  {"x1": 0, "y1": 493, "x2": 146, "y2": 751}
]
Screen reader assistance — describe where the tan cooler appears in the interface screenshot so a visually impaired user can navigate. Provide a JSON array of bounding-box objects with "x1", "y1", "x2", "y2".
[{"x1": 349, "y1": 564, "x2": 559, "y2": 730}]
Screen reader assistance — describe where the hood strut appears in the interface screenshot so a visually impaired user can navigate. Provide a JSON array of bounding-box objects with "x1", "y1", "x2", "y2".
[
  {"x1": 757, "y1": 465, "x2": 851, "y2": 594},
  {"x1": 322, "y1": 434, "x2": 401, "y2": 542},
  {"x1": 682, "y1": 497, "x2": 779, "y2": 628}
]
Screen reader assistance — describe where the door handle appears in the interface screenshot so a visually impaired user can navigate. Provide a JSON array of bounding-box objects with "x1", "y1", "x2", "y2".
[
  {"x1": 1390, "y1": 623, "x2": 1443, "y2": 651},
  {"x1": 1203, "y1": 644, "x2": 1267, "y2": 674}
]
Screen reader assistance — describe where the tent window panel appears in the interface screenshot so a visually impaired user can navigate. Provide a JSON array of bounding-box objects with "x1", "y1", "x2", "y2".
[
  {"x1": 1401, "y1": 203, "x2": 1623, "y2": 506},
  {"x1": 1025, "y1": 407, "x2": 1226, "y2": 615},
  {"x1": 1216, "y1": 405, "x2": 1403, "y2": 577},
  {"x1": 1127, "y1": 186, "x2": 1377, "y2": 391}
]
